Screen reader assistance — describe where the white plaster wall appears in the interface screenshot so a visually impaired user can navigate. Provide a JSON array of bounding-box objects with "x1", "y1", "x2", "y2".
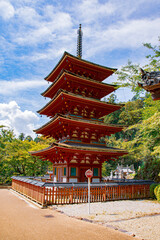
[
  {"x1": 92, "y1": 178, "x2": 100, "y2": 183},
  {"x1": 69, "y1": 178, "x2": 78, "y2": 183},
  {"x1": 63, "y1": 177, "x2": 67, "y2": 182}
]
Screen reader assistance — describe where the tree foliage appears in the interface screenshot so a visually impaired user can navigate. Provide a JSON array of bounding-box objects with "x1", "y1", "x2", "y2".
[
  {"x1": 113, "y1": 37, "x2": 160, "y2": 98},
  {"x1": 0, "y1": 128, "x2": 51, "y2": 184},
  {"x1": 143, "y1": 37, "x2": 160, "y2": 71},
  {"x1": 103, "y1": 38, "x2": 160, "y2": 181},
  {"x1": 115, "y1": 60, "x2": 142, "y2": 97}
]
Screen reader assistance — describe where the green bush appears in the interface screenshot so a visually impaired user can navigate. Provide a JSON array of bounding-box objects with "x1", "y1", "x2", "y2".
[
  {"x1": 150, "y1": 183, "x2": 159, "y2": 199},
  {"x1": 157, "y1": 186, "x2": 160, "y2": 202},
  {"x1": 154, "y1": 185, "x2": 160, "y2": 200}
]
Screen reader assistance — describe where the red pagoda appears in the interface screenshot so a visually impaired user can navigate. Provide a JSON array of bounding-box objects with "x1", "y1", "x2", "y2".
[{"x1": 31, "y1": 25, "x2": 127, "y2": 183}]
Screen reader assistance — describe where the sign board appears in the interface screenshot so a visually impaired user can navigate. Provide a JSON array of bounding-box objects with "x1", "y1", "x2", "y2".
[{"x1": 85, "y1": 169, "x2": 93, "y2": 178}]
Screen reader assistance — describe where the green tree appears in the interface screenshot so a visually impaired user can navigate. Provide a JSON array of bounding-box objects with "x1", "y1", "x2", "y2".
[
  {"x1": 0, "y1": 128, "x2": 15, "y2": 184},
  {"x1": 142, "y1": 95, "x2": 160, "y2": 120},
  {"x1": 118, "y1": 99, "x2": 143, "y2": 126},
  {"x1": 0, "y1": 128, "x2": 51, "y2": 184},
  {"x1": 25, "y1": 135, "x2": 33, "y2": 142},
  {"x1": 143, "y1": 37, "x2": 160, "y2": 71},
  {"x1": 103, "y1": 38, "x2": 160, "y2": 180},
  {"x1": 114, "y1": 37, "x2": 160, "y2": 98},
  {"x1": 116, "y1": 112, "x2": 160, "y2": 181},
  {"x1": 105, "y1": 93, "x2": 118, "y2": 103},
  {"x1": 103, "y1": 95, "x2": 160, "y2": 179},
  {"x1": 114, "y1": 60, "x2": 142, "y2": 97},
  {"x1": 19, "y1": 133, "x2": 25, "y2": 141}
]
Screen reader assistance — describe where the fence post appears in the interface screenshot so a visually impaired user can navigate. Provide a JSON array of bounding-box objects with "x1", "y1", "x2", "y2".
[
  {"x1": 103, "y1": 186, "x2": 106, "y2": 201},
  {"x1": 42, "y1": 187, "x2": 45, "y2": 207},
  {"x1": 69, "y1": 187, "x2": 73, "y2": 204}
]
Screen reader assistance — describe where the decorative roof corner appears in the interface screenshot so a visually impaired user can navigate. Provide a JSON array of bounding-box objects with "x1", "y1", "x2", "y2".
[{"x1": 138, "y1": 68, "x2": 160, "y2": 100}]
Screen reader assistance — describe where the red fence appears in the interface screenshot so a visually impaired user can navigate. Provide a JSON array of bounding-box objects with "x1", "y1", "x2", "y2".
[
  {"x1": 12, "y1": 179, "x2": 45, "y2": 205},
  {"x1": 12, "y1": 178, "x2": 151, "y2": 206}
]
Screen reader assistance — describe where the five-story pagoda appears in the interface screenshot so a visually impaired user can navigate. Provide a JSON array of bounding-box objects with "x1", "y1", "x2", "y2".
[{"x1": 31, "y1": 25, "x2": 127, "y2": 183}]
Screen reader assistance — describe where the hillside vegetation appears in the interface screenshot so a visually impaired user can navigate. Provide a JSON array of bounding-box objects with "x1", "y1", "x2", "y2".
[{"x1": 103, "y1": 38, "x2": 160, "y2": 181}]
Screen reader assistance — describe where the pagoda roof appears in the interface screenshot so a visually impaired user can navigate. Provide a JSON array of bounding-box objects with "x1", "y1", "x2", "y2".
[
  {"x1": 38, "y1": 89, "x2": 123, "y2": 118},
  {"x1": 45, "y1": 52, "x2": 117, "y2": 82},
  {"x1": 138, "y1": 83, "x2": 160, "y2": 101},
  {"x1": 34, "y1": 114, "x2": 124, "y2": 137},
  {"x1": 138, "y1": 69, "x2": 160, "y2": 100},
  {"x1": 42, "y1": 70, "x2": 116, "y2": 99},
  {"x1": 30, "y1": 142, "x2": 128, "y2": 161}
]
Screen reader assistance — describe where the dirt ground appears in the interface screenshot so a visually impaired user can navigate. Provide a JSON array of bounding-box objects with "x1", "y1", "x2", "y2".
[{"x1": 0, "y1": 189, "x2": 140, "y2": 240}]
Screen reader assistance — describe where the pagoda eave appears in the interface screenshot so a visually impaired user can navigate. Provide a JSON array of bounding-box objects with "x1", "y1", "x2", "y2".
[
  {"x1": 34, "y1": 114, "x2": 124, "y2": 137},
  {"x1": 139, "y1": 83, "x2": 160, "y2": 101},
  {"x1": 42, "y1": 70, "x2": 116, "y2": 99},
  {"x1": 38, "y1": 90, "x2": 123, "y2": 118},
  {"x1": 45, "y1": 52, "x2": 117, "y2": 82},
  {"x1": 30, "y1": 142, "x2": 128, "y2": 159},
  {"x1": 138, "y1": 69, "x2": 160, "y2": 101}
]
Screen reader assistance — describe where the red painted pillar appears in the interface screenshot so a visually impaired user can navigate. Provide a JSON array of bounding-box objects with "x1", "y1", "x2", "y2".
[{"x1": 67, "y1": 164, "x2": 70, "y2": 183}]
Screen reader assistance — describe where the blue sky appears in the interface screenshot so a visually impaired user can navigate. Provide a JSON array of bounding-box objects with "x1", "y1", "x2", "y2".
[{"x1": 0, "y1": 0, "x2": 160, "y2": 137}]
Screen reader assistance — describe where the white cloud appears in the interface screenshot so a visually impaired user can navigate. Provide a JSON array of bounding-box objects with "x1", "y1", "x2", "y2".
[
  {"x1": 15, "y1": 6, "x2": 41, "y2": 27},
  {"x1": 76, "y1": 0, "x2": 160, "y2": 24},
  {"x1": 0, "y1": 36, "x2": 14, "y2": 52},
  {"x1": 84, "y1": 18, "x2": 160, "y2": 58},
  {"x1": 0, "y1": 101, "x2": 39, "y2": 137},
  {"x1": 0, "y1": 1, "x2": 15, "y2": 20},
  {"x1": 43, "y1": 6, "x2": 73, "y2": 30},
  {"x1": 0, "y1": 79, "x2": 48, "y2": 95},
  {"x1": 15, "y1": 26, "x2": 53, "y2": 45},
  {"x1": 77, "y1": 0, "x2": 116, "y2": 23},
  {"x1": 13, "y1": 5, "x2": 73, "y2": 46},
  {"x1": 9, "y1": 2, "x2": 159, "y2": 63},
  {"x1": 23, "y1": 47, "x2": 70, "y2": 62}
]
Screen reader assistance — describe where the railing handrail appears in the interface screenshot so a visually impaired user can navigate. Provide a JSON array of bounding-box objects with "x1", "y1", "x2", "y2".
[{"x1": 11, "y1": 176, "x2": 154, "y2": 188}]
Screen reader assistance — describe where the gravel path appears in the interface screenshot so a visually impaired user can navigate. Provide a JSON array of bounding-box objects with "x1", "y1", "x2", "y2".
[{"x1": 56, "y1": 200, "x2": 160, "y2": 240}]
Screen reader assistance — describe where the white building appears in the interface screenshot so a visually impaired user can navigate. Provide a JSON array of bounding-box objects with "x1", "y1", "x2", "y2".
[{"x1": 110, "y1": 164, "x2": 135, "y2": 179}]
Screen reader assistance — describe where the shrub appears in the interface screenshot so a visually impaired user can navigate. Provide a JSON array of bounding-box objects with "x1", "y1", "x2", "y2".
[
  {"x1": 150, "y1": 183, "x2": 159, "y2": 199},
  {"x1": 157, "y1": 186, "x2": 160, "y2": 202},
  {"x1": 154, "y1": 185, "x2": 160, "y2": 200}
]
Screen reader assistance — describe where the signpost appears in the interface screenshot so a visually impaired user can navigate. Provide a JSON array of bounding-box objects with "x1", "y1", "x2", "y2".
[{"x1": 85, "y1": 169, "x2": 93, "y2": 214}]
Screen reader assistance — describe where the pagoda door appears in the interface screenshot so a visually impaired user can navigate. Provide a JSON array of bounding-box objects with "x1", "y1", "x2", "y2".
[
  {"x1": 80, "y1": 168, "x2": 88, "y2": 182},
  {"x1": 57, "y1": 168, "x2": 62, "y2": 182}
]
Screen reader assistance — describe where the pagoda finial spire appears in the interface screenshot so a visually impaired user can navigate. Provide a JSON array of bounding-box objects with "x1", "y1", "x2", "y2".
[{"x1": 77, "y1": 24, "x2": 83, "y2": 58}]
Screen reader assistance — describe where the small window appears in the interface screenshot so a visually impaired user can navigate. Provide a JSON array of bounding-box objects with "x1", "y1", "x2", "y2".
[
  {"x1": 64, "y1": 167, "x2": 66, "y2": 176},
  {"x1": 54, "y1": 168, "x2": 57, "y2": 175},
  {"x1": 71, "y1": 167, "x2": 76, "y2": 176},
  {"x1": 93, "y1": 168, "x2": 99, "y2": 177}
]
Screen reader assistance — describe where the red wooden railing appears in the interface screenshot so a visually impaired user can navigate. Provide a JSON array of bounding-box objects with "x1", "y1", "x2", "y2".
[
  {"x1": 12, "y1": 179, "x2": 45, "y2": 205},
  {"x1": 12, "y1": 178, "x2": 150, "y2": 206}
]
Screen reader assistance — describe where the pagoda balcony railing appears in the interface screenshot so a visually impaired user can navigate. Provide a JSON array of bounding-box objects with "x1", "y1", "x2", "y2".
[{"x1": 68, "y1": 114, "x2": 103, "y2": 122}]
